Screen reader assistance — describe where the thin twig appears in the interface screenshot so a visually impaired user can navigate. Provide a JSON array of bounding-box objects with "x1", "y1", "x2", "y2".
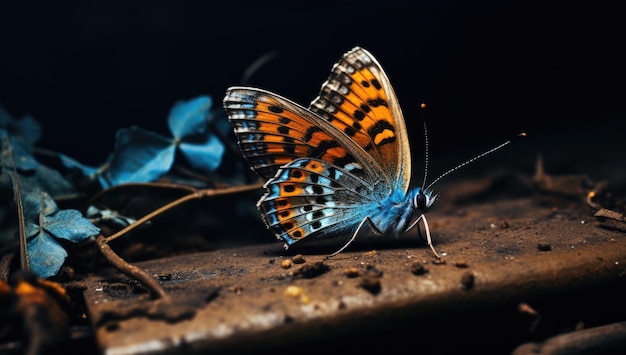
[
  {"x1": 103, "y1": 182, "x2": 263, "y2": 243},
  {"x1": 88, "y1": 181, "x2": 199, "y2": 207},
  {"x1": 94, "y1": 182, "x2": 264, "y2": 299},
  {"x1": 3, "y1": 135, "x2": 30, "y2": 272},
  {"x1": 96, "y1": 234, "x2": 169, "y2": 300}
]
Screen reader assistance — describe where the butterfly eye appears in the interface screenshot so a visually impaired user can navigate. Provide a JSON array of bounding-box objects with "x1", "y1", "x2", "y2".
[{"x1": 414, "y1": 191, "x2": 428, "y2": 210}]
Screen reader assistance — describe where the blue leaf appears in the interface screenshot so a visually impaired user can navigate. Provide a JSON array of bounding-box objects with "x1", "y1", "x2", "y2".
[
  {"x1": 105, "y1": 126, "x2": 175, "y2": 186},
  {"x1": 179, "y1": 134, "x2": 225, "y2": 172},
  {"x1": 24, "y1": 191, "x2": 100, "y2": 278},
  {"x1": 58, "y1": 153, "x2": 111, "y2": 188},
  {"x1": 66, "y1": 96, "x2": 223, "y2": 188},
  {"x1": 43, "y1": 209, "x2": 101, "y2": 243},
  {"x1": 21, "y1": 189, "x2": 57, "y2": 221},
  {"x1": 2, "y1": 131, "x2": 74, "y2": 196},
  {"x1": 26, "y1": 223, "x2": 69, "y2": 279},
  {"x1": 14, "y1": 115, "x2": 42, "y2": 146},
  {"x1": 0, "y1": 105, "x2": 42, "y2": 146},
  {"x1": 166, "y1": 96, "x2": 225, "y2": 172},
  {"x1": 211, "y1": 110, "x2": 234, "y2": 137},
  {"x1": 167, "y1": 96, "x2": 212, "y2": 139},
  {"x1": 58, "y1": 153, "x2": 101, "y2": 179},
  {"x1": 32, "y1": 165, "x2": 76, "y2": 197},
  {"x1": 6, "y1": 135, "x2": 39, "y2": 172}
]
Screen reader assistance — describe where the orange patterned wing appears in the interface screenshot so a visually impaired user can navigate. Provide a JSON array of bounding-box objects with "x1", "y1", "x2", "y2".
[
  {"x1": 223, "y1": 87, "x2": 381, "y2": 185},
  {"x1": 310, "y1": 47, "x2": 412, "y2": 192}
]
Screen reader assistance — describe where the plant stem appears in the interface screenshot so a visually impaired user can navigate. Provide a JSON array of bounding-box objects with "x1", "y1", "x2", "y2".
[
  {"x1": 96, "y1": 234, "x2": 169, "y2": 300},
  {"x1": 103, "y1": 182, "x2": 263, "y2": 243}
]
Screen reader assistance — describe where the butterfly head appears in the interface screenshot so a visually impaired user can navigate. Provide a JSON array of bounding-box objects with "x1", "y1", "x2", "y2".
[
  {"x1": 397, "y1": 187, "x2": 438, "y2": 236},
  {"x1": 412, "y1": 187, "x2": 438, "y2": 213}
]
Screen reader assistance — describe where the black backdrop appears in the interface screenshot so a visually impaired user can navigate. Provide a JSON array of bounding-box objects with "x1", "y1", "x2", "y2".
[{"x1": 1, "y1": 1, "x2": 625, "y2": 190}]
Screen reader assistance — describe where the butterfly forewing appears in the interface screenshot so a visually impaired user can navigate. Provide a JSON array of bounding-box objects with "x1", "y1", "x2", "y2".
[
  {"x1": 310, "y1": 47, "x2": 412, "y2": 193},
  {"x1": 224, "y1": 87, "x2": 380, "y2": 184}
]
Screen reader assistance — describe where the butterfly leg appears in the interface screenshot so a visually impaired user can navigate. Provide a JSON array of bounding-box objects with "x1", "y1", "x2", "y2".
[
  {"x1": 405, "y1": 214, "x2": 441, "y2": 259},
  {"x1": 420, "y1": 215, "x2": 441, "y2": 259},
  {"x1": 324, "y1": 215, "x2": 441, "y2": 259},
  {"x1": 324, "y1": 216, "x2": 380, "y2": 260}
]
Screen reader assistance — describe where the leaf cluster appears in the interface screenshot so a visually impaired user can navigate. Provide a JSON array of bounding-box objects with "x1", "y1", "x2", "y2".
[{"x1": 0, "y1": 96, "x2": 250, "y2": 279}]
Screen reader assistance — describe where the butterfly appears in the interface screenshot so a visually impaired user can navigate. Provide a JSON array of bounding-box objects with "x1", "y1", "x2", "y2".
[{"x1": 223, "y1": 46, "x2": 522, "y2": 258}]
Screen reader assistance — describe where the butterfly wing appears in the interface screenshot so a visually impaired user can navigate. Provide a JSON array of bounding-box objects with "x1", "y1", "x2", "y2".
[
  {"x1": 258, "y1": 157, "x2": 378, "y2": 246},
  {"x1": 310, "y1": 46, "x2": 411, "y2": 193},
  {"x1": 223, "y1": 87, "x2": 382, "y2": 185},
  {"x1": 223, "y1": 46, "x2": 411, "y2": 247}
]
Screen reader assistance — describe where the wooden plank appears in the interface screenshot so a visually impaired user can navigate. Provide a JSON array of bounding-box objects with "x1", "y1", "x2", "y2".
[{"x1": 81, "y1": 197, "x2": 626, "y2": 354}]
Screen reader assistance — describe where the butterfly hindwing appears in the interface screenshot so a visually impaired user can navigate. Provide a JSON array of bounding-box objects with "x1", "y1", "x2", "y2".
[{"x1": 258, "y1": 158, "x2": 377, "y2": 246}]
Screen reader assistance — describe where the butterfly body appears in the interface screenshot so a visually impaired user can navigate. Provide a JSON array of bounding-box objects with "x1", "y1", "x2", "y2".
[
  {"x1": 370, "y1": 187, "x2": 423, "y2": 235},
  {"x1": 224, "y1": 46, "x2": 439, "y2": 256}
]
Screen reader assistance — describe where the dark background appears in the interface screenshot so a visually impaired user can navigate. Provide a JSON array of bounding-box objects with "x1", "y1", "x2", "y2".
[
  {"x1": 1, "y1": 1, "x2": 625, "y2": 192},
  {"x1": 1, "y1": 4, "x2": 625, "y2": 352}
]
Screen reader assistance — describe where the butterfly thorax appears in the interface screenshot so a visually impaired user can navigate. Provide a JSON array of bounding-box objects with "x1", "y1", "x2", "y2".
[{"x1": 368, "y1": 187, "x2": 437, "y2": 236}]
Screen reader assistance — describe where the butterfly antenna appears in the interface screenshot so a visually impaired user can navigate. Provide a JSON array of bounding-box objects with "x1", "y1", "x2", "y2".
[
  {"x1": 420, "y1": 105, "x2": 429, "y2": 191},
  {"x1": 425, "y1": 132, "x2": 527, "y2": 191}
]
